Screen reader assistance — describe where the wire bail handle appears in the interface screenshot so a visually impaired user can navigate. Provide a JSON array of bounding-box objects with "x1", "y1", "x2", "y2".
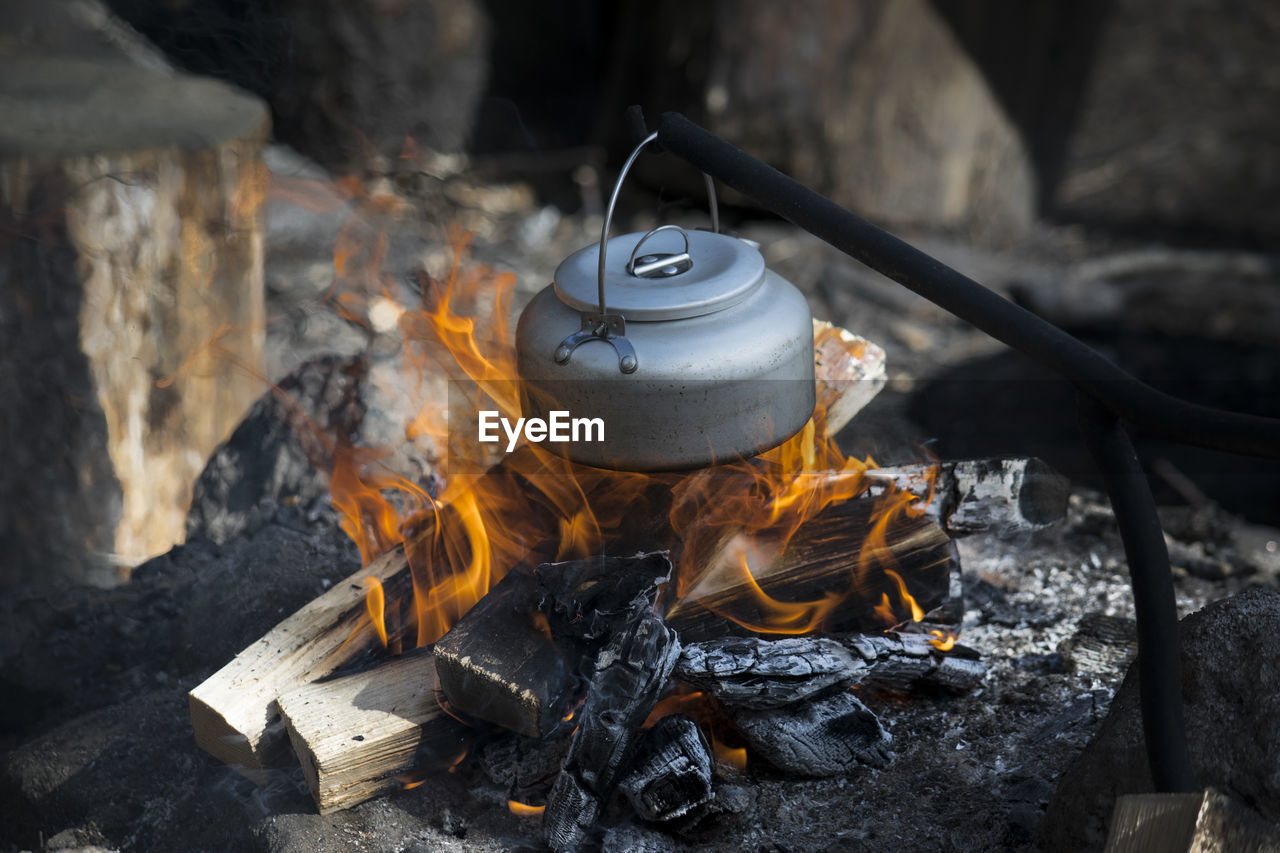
[{"x1": 553, "y1": 131, "x2": 721, "y2": 374}]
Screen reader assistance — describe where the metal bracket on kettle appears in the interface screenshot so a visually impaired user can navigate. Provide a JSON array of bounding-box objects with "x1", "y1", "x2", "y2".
[
  {"x1": 553, "y1": 313, "x2": 637, "y2": 374},
  {"x1": 553, "y1": 131, "x2": 720, "y2": 375}
]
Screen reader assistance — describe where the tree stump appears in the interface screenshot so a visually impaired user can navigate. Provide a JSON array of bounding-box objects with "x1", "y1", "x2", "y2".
[{"x1": 0, "y1": 56, "x2": 269, "y2": 589}]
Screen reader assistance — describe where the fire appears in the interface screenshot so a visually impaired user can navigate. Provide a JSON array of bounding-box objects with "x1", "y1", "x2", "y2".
[
  {"x1": 508, "y1": 800, "x2": 546, "y2": 817},
  {"x1": 929, "y1": 629, "x2": 958, "y2": 651},
  {"x1": 713, "y1": 741, "x2": 749, "y2": 773},
  {"x1": 270, "y1": 163, "x2": 952, "y2": 657}
]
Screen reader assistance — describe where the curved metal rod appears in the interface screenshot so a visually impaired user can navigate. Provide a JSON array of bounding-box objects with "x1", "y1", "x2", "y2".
[
  {"x1": 653, "y1": 110, "x2": 1280, "y2": 795},
  {"x1": 597, "y1": 132, "x2": 722, "y2": 315}
]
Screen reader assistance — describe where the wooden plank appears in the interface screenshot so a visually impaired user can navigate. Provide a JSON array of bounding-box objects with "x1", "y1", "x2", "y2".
[
  {"x1": 277, "y1": 651, "x2": 468, "y2": 814},
  {"x1": 187, "y1": 546, "x2": 410, "y2": 776}
]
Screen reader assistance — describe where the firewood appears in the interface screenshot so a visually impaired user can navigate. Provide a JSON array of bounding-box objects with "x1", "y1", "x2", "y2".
[
  {"x1": 840, "y1": 632, "x2": 986, "y2": 693},
  {"x1": 276, "y1": 649, "x2": 469, "y2": 814},
  {"x1": 812, "y1": 319, "x2": 886, "y2": 434},
  {"x1": 187, "y1": 546, "x2": 411, "y2": 776},
  {"x1": 675, "y1": 636, "x2": 864, "y2": 710},
  {"x1": 731, "y1": 691, "x2": 893, "y2": 777},
  {"x1": 433, "y1": 569, "x2": 581, "y2": 739},
  {"x1": 0, "y1": 56, "x2": 268, "y2": 589},
  {"x1": 619, "y1": 715, "x2": 715, "y2": 824},
  {"x1": 676, "y1": 634, "x2": 986, "y2": 710},
  {"x1": 666, "y1": 498, "x2": 957, "y2": 641},
  {"x1": 186, "y1": 326, "x2": 885, "y2": 802},
  {"x1": 865, "y1": 457, "x2": 1070, "y2": 536},
  {"x1": 543, "y1": 610, "x2": 681, "y2": 853},
  {"x1": 535, "y1": 551, "x2": 674, "y2": 642}
]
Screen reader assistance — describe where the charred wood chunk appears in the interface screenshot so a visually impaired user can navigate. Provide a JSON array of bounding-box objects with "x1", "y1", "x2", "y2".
[
  {"x1": 478, "y1": 733, "x2": 572, "y2": 803},
  {"x1": 841, "y1": 632, "x2": 985, "y2": 693},
  {"x1": 535, "y1": 551, "x2": 673, "y2": 643},
  {"x1": 620, "y1": 715, "x2": 714, "y2": 825},
  {"x1": 866, "y1": 457, "x2": 1070, "y2": 536},
  {"x1": 675, "y1": 636, "x2": 867, "y2": 710},
  {"x1": 434, "y1": 570, "x2": 580, "y2": 739},
  {"x1": 543, "y1": 610, "x2": 681, "y2": 852},
  {"x1": 732, "y1": 692, "x2": 892, "y2": 777}
]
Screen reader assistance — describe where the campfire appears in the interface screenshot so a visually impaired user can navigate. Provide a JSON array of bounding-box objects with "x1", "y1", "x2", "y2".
[{"x1": 186, "y1": 156, "x2": 1071, "y2": 849}]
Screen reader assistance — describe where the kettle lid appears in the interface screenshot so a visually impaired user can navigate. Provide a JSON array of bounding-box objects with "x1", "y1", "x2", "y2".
[{"x1": 552, "y1": 228, "x2": 766, "y2": 322}]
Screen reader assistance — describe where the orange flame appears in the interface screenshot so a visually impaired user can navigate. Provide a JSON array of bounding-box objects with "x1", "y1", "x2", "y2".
[
  {"x1": 714, "y1": 742, "x2": 749, "y2": 773},
  {"x1": 363, "y1": 576, "x2": 388, "y2": 648},
  {"x1": 508, "y1": 801, "x2": 546, "y2": 817},
  {"x1": 929, "y1": 629, "x2": 958, "y2": 651}
]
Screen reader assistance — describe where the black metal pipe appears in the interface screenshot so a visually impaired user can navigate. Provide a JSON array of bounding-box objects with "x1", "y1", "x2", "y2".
[
  {"x1": 656, "y1": 112, "x2": 1280, "y2": 461},
  {"x1": 1077, "y1": 394, "x2": 1198, "y2": 793},
  {"x1": 643, "y1": 110, "x2": 1269, "y2": 795}
]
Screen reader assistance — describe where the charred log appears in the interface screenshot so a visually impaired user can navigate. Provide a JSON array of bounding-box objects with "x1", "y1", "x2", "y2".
[
  {"x1": 620, "y1": 715, "x2": 715, "y2": 825},
  {"x1": 535, "y1": 551, "x2": 673, "y2": 643},
  {"x1": 675, "y1": 636, "x2": 863, "y2": 710},
  {"x1": 477, "y1": 733, "x2": 572, "y2": 803},
  {"x1": 732, "y1": 691, "x2": 893, "y2": 777},
  {"x1": 676, "y1": 633, "x2": 985, "y2": 709},
  {"x1": 841, "y1": 632, "x2": 986, "y2": 693},
  {"x1": 433, "y1": 569, "x2": 580, "y2": 739},
  {"x1": 543, "y1": 610, "x2": 681, "y2": 852}
]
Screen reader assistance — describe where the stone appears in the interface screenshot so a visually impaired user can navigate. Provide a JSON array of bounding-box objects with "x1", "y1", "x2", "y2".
[{"x1": 1041, "y1": 587, "x2": 1280, "y2": 851}]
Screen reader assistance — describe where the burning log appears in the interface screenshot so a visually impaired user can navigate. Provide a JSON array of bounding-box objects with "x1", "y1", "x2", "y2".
[
  {"x1": 666, "y1": 497, "x2": 958, "y2": 640},
  {"x1": 543, "y1": 610, "x2": 682, "y2": 852},
  {"x1": 276, "y1": 650, "x2": 469, "y2": 814},
  {"x1": 732, "y1": 691, "x2": 893, "y2": 777},
  {"x1": 841, "y1": 632, "x2": 985, "y2": 693},
  {"x1": 433, "y1": 569, "x2": 580, "y2": 739},
  {"x1": 187, "y1": 546, "x2": 411, "y2": 776},
  {"x1": 619, "y1": 715, "x2": 715, "y2": 825},
  {"x1": 676, "y1": 634, "x2": 985, "y2": 710},
  {"x1": 0, "y1": 57, "x2": 269, "y2": 589},
  {"x1": 865, "y1": 457, "x2": 1070, "y2": 536}
]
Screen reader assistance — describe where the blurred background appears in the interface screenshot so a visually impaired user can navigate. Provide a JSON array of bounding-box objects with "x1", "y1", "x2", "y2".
[{"x1": 2, "y1": 0, "x2": 1278, "y2": 592}]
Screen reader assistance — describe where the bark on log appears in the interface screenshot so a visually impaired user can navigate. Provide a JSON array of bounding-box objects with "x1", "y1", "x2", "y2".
[
  {"x1": 675, "y1": 636, "x2": 863, "y2": 710},
  {"x1": 277, "y1": 649, "x2": 469, "y2": 814},
  {"x1": 676, "y1": 633, "x2": 985, "y2": 710},
  {"x1": 620, "y1": 715, "x2": 714, "y2": 825},
  {"x1": 0, "y1": 56, "x2": 268, "y2": 589},
  {"x1": 865, "y1": 457, "x2": 1070, "y2": 536}
]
